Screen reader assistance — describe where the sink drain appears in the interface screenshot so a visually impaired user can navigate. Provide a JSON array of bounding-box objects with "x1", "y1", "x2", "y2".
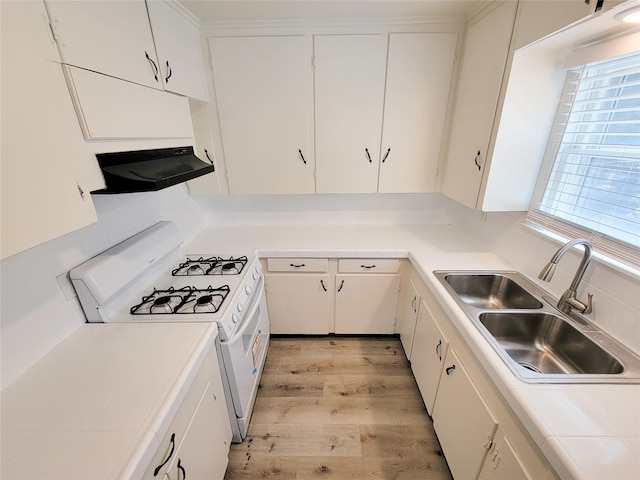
[{"x1": 519, "y1": 362, "x2": 542, "y2": 374}]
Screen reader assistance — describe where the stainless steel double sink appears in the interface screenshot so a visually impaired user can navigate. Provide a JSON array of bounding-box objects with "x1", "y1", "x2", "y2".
[{"x1": 434, "y1": 271, "x2": 640, "y2": 383}]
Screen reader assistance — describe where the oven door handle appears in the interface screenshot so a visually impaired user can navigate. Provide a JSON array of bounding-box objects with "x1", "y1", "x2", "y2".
[{"x1": 226, "y1": 276, "x2": 264, "y2": 345}]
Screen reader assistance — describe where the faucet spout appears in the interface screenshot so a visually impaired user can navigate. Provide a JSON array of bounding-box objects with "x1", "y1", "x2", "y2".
[{"x1": 538, "y1": 238, "x2": 594, "y2": 315}]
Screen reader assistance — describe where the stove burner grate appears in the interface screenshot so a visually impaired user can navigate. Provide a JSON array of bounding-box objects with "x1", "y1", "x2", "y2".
[
  {"x1": 172, "y1": 256, "x2": 248, "y2": 276},
  {"x1": 130, "y1": 285, "x2": 231, "y2": 315}
]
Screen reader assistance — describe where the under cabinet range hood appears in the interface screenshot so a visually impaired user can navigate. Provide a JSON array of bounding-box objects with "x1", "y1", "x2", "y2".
[{"x1": 92, "y1": 146, "x2": 213, "y2": 194}]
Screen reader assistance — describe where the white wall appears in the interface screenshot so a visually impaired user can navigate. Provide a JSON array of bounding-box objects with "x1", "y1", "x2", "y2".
[
  {"x1": 452, "y1": 204, "x2": 640, "y2": 355},
  {"x1": 0, "y1": 185, "x2": 208, "y2": 389}
]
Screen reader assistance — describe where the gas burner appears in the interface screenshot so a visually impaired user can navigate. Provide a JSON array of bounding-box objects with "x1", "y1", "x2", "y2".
[
  {"x1": 172, "y1": 256, "x2": 248, "y2": 276},
  {"x1": 130, "y1": 286, "x2": 193, "y2": 315},
  {"x1": 176, "y1": 285, "x2": 231, "y2": 314}
]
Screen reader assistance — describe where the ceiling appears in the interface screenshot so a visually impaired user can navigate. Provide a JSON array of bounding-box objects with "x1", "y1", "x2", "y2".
[{"x1": 178, "y1": 0, "x2": 480, "y2": 23}]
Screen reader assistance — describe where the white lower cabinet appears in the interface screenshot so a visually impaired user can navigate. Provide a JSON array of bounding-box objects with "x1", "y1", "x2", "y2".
[
  {"x1": 334, "y1": 274, "x2": 401, "y2": 334},
  {"x1": 265, "y1": 274, "x2": 332, "y2": 334},
  {"x1": 478, "y1": 426, "x2": 531, "y2": 480},
  {"x1": 433, "y1": 348, "x2": 498, "y2": 480},
  {"x1": 144, "y1": 346, "x2": 231, "y2": 479},
  {"x1": 264, "y1": 258, "x2": 401, "y2": 335},
  {"x1": 410, "y1": 297, "x2": 448, "y2": 415},
  {"x1": 395, "y1": 279, "x2": 421, "y2": 359}
]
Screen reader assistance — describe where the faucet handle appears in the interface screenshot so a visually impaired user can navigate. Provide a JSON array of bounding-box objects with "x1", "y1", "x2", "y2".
[{"x1": 583, "y1": 292, "x2": 593, "y2": 315}]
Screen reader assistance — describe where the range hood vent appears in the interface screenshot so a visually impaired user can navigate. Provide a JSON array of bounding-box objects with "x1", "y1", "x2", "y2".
[{"x1": 93, "y1": 146, "x2": 213, "y2": 194}]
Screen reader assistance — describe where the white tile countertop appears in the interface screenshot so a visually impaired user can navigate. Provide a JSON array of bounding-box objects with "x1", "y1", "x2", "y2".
[
  {"x1": 1, "y1": 322, "x2": 218, "y2": 479},
  {"x1": 185, "y1": 223, "x2": 640, "y2": 480}
]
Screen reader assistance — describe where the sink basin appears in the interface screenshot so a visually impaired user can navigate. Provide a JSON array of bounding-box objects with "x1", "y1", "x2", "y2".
[
  {"x1": 433, "y1": 270, "x2": 640, "y2": 383},
  {"x1": 479, "y1": 312, "x2": 624, "y2": 375},
  {"x1": 443, "y1": 273, "x2": 543, "y2": 309}
]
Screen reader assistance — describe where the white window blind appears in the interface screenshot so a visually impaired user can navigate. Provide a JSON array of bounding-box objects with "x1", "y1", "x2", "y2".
[{"x1": 527, "y1": 48, "x2": 640, "y2": 268}]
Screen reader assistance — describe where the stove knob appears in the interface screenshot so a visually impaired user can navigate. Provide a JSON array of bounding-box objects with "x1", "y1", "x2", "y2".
[
  {"x1": 252, "y1": 271, "x2": 260, "y2": 281},
  {"x1": 236, "y1": 303, "x2": 244, "y2": 313},
  {"x1": 245, "y1": 285, "x2": 253, "y2": 295},
  {"x1": 232, "y1": 313, "x2": 240, "y2": 324}
]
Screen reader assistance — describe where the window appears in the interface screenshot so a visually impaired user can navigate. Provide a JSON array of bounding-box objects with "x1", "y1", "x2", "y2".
[{"x1": 527, "y1": 48, "x2": 640, "y2": 268}]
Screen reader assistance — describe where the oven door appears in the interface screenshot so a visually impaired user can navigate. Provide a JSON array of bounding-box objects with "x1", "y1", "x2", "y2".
[{"x1": 220, "y1": 277, "x2": 269, "y2": 421}]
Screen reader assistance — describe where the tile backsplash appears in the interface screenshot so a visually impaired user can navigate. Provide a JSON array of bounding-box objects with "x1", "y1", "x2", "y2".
[
  {"x1": 2, "y1": 191, "x2": 638, "y2": 389},
  {"x1": 0, "y1": 185, "x2": 208, "y2": 389}
]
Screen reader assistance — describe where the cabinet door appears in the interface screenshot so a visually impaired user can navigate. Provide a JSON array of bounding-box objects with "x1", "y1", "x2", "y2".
[
  {"x1": 0, "y1": 0, "x2": 102, "y2": 260},
  {"x1": 410, "y1": 299, "x2": 448, "y2": 415},
  {"x1": 65, "y1": 66, "x2": 194, "y2": 140},
  {"x1": 265, "y1": 274, "x2": 331, "y2": 334},
  {"x1": 45, "y1": 0, "x2": 160, "y2": 89},
  {"x1": 146, "y1": 0, "x2": 208, "y2": 100},
  {"x1": 209, "y1": 36, "x2": 312, "y2": 194},
  {"x1": 478, "y1": 426, "x2": 531, "y2": 480},
  {"x1": 335, "y1": 274, "x2": 401, "y2": 334},
  {"x1": 396, "y1": 279, "x2": 421, "y2": 360},
  {"x1": 433, "y1": 348, "x2": 498, "y2": 480},
  {"x1": 441, "y1": 1, "x2": 517, "y2": 209},
  {"x1": 314, "y1": 34, "x2": 386, "y2": 193},
  {"x1": 379, "y1": 33, "x2": 457, "y2": 193}
]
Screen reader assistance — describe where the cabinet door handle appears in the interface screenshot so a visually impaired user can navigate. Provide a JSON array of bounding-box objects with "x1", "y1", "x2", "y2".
[
  {"x1": 337, "y1": 279, "x2": 345, "y2": 292},
  {"x1": 298, "y1": 149, "x2": 307, "y2": 164},
  {"x1": 365, "y1": 148, "x2": 372, "y2": 163},
  {"x1": 177, "y1": 458, "x2": 186, "y2": 479},
  {"x1": 153, "y1": 433, "x2": 175, "y2": 476},
  {"x1": 411, "y1": 296, "x2": 416, "y2": 312},
  {"x1": 382, "y1": 148, "x2": 391, "y2": 163},
  {"x1": 445, "y1": 364, "x2": 456, "y2": 375},
  {"x1": 165, "y1": 60, "x2": 172, "y2": 83},
  {"x1": 320, "y1": 279, "x2": 327, "y2": 292},
  {"x1": 474, "y1": 150, "x2": 481, "y2": 171},
  {"x1": 145, "y1": 51, "x2": 159, "y2": 82},
  {"x1": 435, "y1": 339, "x2": 442, "y2": 361},
  {"x1": 290, "y1": 263, "x2": 306, "y2": 268},
  {"x1": 204, "y1": 149, "x2": 215, "y2": 172},
  {"x1": 360, "y1": 264, "x2": 376, "y2": 269}
]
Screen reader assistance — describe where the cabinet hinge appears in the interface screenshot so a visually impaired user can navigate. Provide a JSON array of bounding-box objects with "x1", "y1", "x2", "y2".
[
  {"x1": 313, "y1": 170, "x2": 318, "y2": 180},
  {"x1": 311, "y1": 55, "x2": 316, "y2": 70}
]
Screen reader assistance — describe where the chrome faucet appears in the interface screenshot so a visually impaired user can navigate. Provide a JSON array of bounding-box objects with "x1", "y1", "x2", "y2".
[{"x1": 538, "y1": 238, "x2": 594, "y2": 315}]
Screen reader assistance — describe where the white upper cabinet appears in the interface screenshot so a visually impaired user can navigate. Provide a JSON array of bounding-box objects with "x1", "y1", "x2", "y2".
[
  {"x1": 146, "y1": 0, "x2": 208, "y2": 100},
  {"x1": 45, "y1": 0, "x2": 161, "y2": 89},
  {"x1": 441, "y1": 1, "x2": 518, "y2": 210},
  {"x1": 45, "y1": 0, "x2": 208, "y2": 100},
  {"x1": 209, "y1": 36, "x2": 312, "y2": 194},
  {"x1": 314, "y1": 34, "x2": 386, "y2": 193},
  {"x1": 378, "y1": 32, "x2": 457, "y2": 193},
  {"x1": 1, "y1": 0, "x2": 103, "y2": 260}
]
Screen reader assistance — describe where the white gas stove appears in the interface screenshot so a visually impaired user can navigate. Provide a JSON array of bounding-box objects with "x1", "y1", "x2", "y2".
[{"x1": 70, "y1": 221, "x2": 269, "y2": 442}]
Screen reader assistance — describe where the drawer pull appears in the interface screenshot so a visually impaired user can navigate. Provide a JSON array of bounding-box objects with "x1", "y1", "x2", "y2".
[
  {"x1": 435, "y1": 339, "x2": 442, "y2": 361},
  {"x1": 445, "y1": 365, "x2": 456, "y2": 375},
  {"x1": 177, "y1": 458, "x2": 186, "y2": 479},
  {"x1": 153, "y1": 432, "x2": 175, "y2": 476},
  {"x1": 360, "y1": 264, "x2": 376, "y2": 269},
  {"x1": 290, "y1": 263, "x2": 306, "y2": 268}
]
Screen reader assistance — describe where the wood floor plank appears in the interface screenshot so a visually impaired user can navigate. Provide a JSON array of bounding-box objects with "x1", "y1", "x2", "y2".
[{"x1": 225, "y1": 335, "x2": 452, "y2": 480}]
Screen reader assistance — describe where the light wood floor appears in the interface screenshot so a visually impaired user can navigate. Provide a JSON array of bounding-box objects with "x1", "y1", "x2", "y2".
[{"x1": 224, "y1": 336, "x2": 453, "y2": 479}]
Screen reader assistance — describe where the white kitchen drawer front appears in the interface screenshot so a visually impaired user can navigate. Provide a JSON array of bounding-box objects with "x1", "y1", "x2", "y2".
[
  {"x1": 143, "y1": 349, "x2": 216, "y2": 479},
  {"x1": 267, "y1": 258, "x2": 329, "y2": 273},
  {"x1": 338, "y1": 258, "x2": 399, "y2": 273}
]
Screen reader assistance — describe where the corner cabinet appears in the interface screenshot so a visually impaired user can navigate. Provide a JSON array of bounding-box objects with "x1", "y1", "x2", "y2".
[
  {"x1": 208, "y1": 36, "x2": 312, "y2": 194},
  {"x1": 0, "y1": 0, "x2": 103, "y2": 260}
]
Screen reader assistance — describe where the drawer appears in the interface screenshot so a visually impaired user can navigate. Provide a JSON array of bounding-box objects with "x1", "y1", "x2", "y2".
[
  {"x1": 338, "y1": 259, "x2": 400, "y2": 273},
  {"x1": 267, "y1": 258, "x2": 329, "y2": 273}
]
